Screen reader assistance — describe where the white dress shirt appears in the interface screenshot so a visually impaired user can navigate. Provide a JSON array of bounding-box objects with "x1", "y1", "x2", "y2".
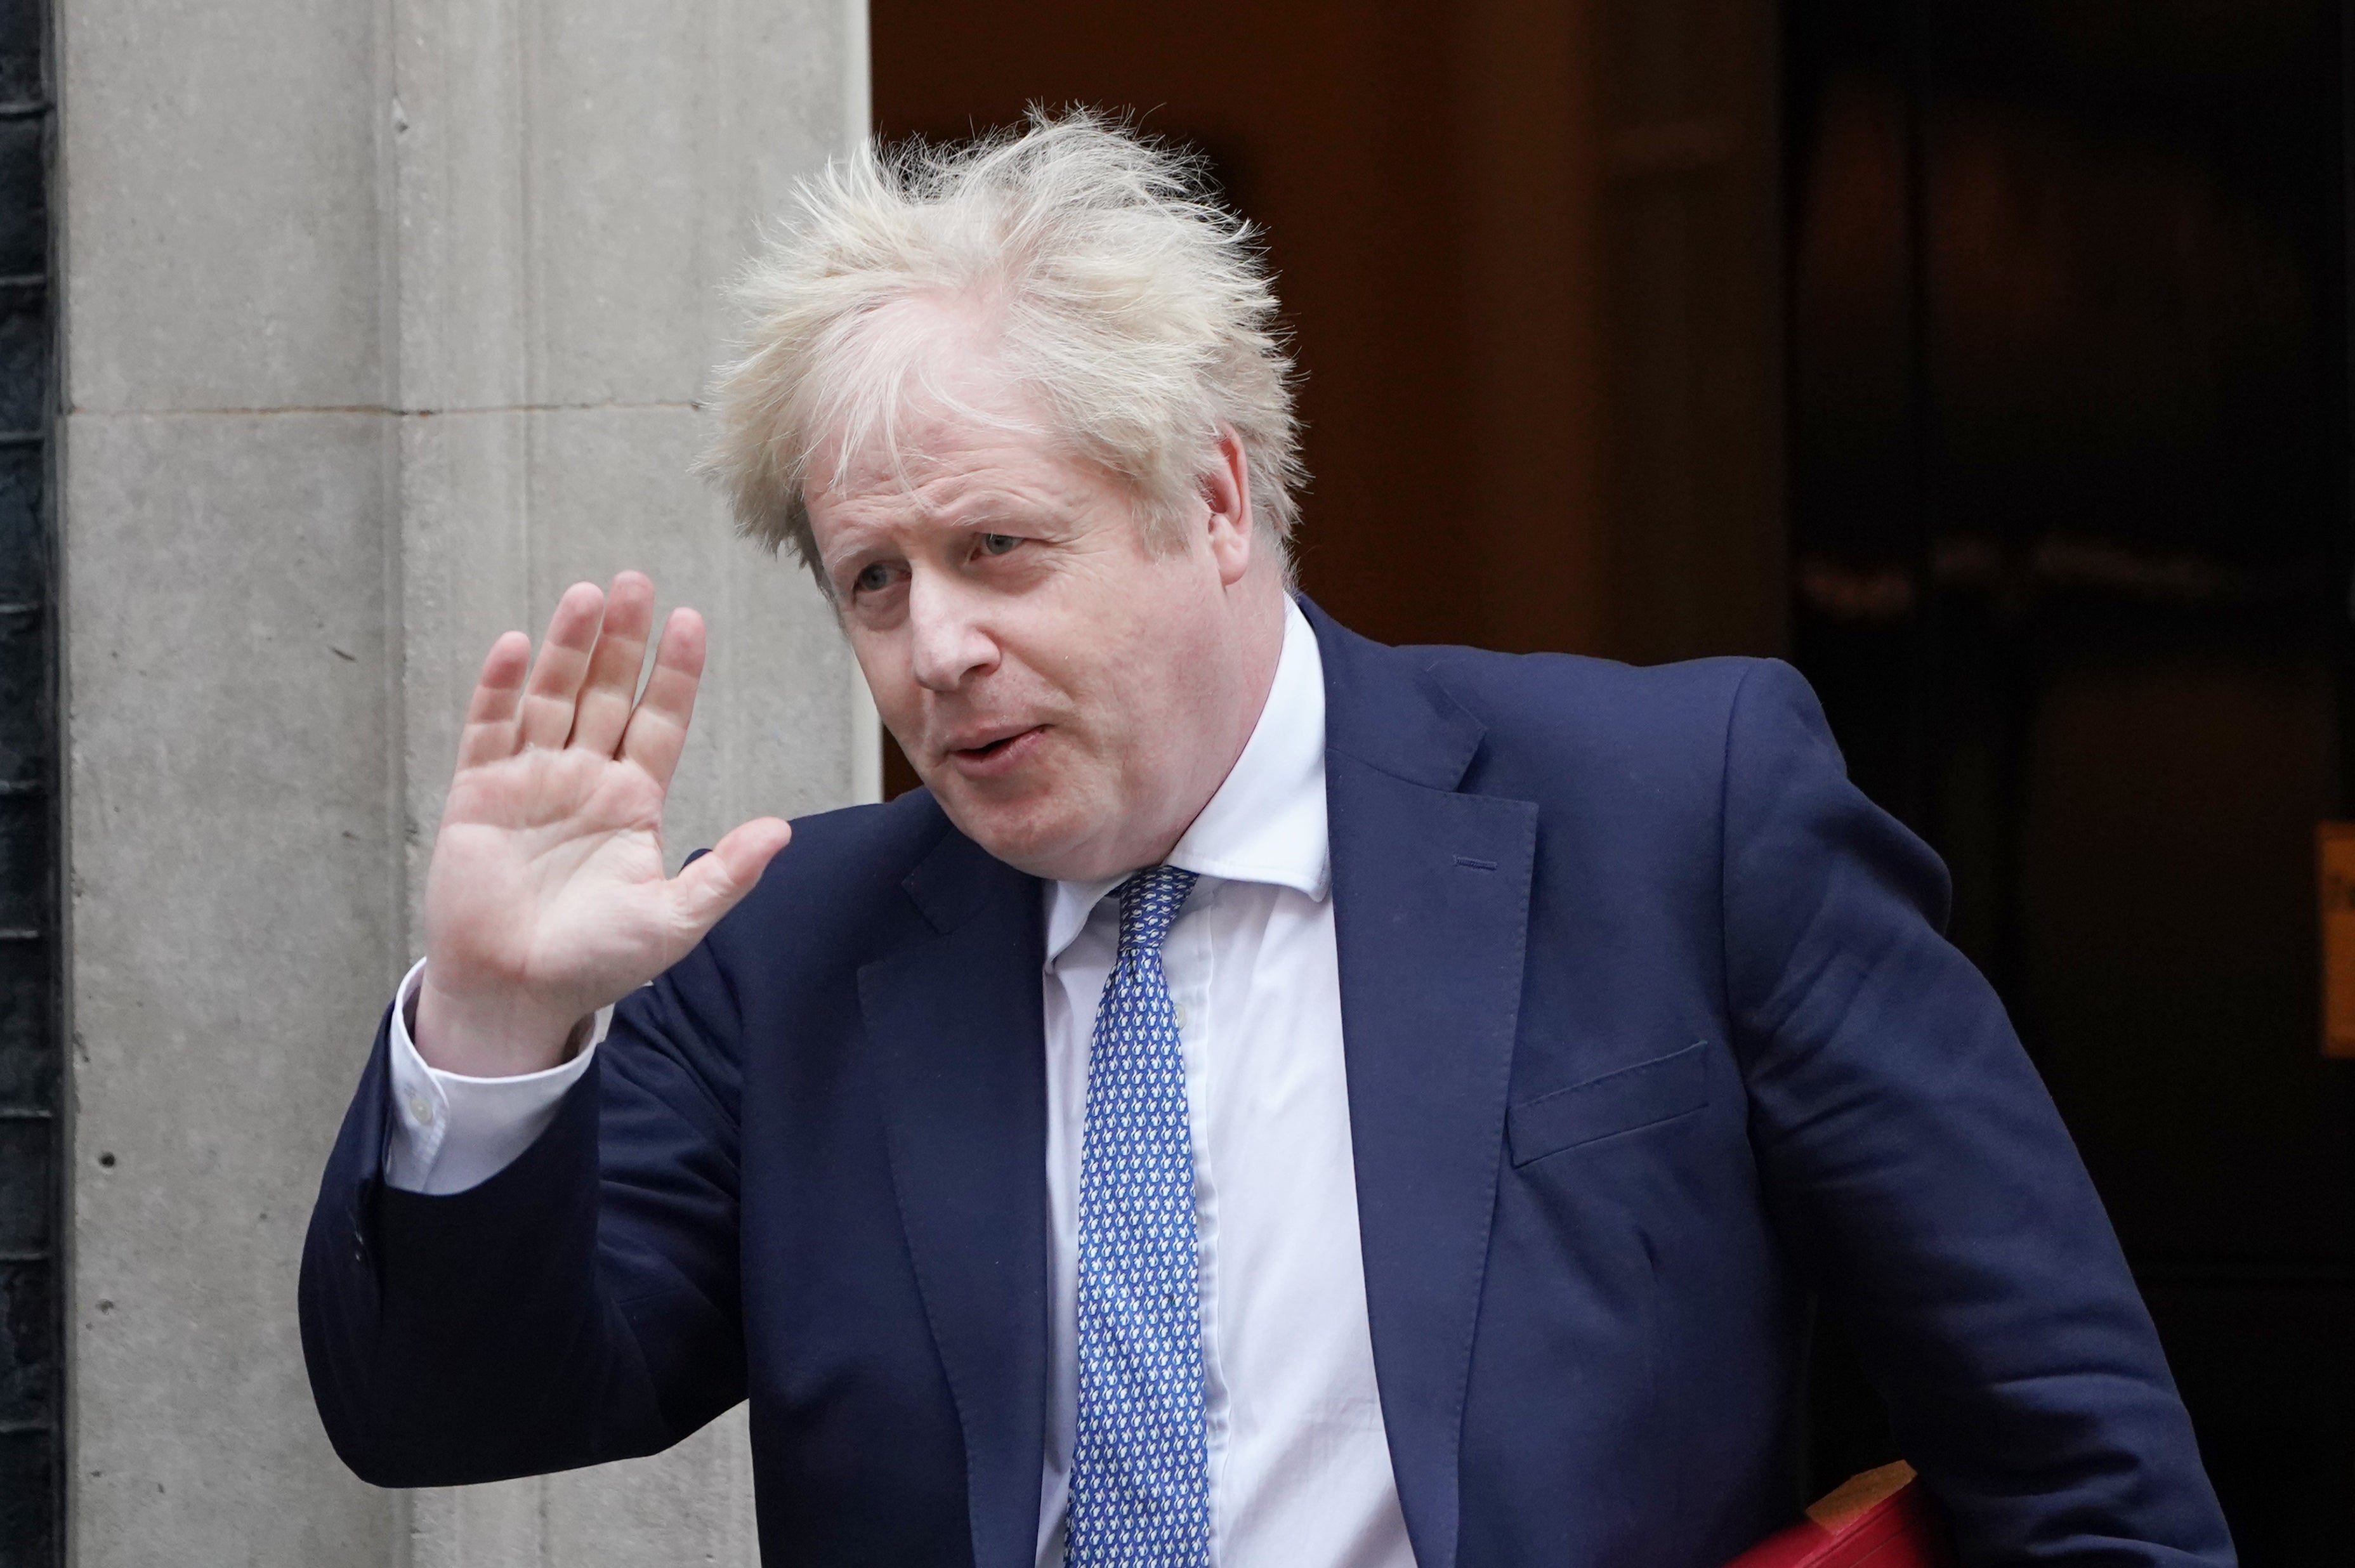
[{"x1": 384, "y1": 597, "x2": 1415, "y2": 1568}]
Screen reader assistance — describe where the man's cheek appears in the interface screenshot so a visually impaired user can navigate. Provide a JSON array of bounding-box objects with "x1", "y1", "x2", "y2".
[{"x1": 845, "y1": 624, "x2": 914, "y2": 701}]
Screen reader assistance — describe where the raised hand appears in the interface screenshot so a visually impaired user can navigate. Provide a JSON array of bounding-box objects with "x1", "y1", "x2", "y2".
[{"x1": 413, "y1": 572, "x2": 793, "y2": 1076}]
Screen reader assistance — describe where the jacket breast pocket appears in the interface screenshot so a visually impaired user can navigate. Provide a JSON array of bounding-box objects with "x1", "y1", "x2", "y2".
[{"x1": 1507, "y1": 1041, "x2": 1712, "y2": 1167}]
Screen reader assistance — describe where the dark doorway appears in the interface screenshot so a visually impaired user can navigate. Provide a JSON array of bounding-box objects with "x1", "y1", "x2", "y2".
[{"x1": 1785, "y1": 1, "x2": 2355, "y2": 1558}]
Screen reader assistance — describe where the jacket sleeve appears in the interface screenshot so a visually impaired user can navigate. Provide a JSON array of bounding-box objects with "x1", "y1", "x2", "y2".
[
  {"x1": 298, "y1": 932, "x2": 749, "y2": 1488},
  {"x1": 1720, "y1": 658, "x2": 2234, "y2": 1565}
]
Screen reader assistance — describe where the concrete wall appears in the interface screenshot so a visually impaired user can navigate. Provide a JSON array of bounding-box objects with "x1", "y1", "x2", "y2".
[{"x1": 57, "y1": 1, "x2": 870, "y2": 1563}]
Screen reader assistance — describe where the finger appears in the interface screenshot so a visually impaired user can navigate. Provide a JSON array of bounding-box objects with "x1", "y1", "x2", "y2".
[
  {"x1": 456, "y1": 630, "x2": 534, "y2": 769},
  {"x1": 668, "y1": 816, "x2": 793, "y2": 939},
  {"x1": 567, "y1": 571, "x2": 657, "y2": 757},
  {"x1": 517, "y1": 582, "x2": 608, "y2": 750},
  {"x1": 620, "y1": 607, "x2": 707, "y2": 791}
]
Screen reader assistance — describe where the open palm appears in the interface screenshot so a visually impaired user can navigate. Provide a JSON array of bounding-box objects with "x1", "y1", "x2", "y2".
[{"x1": 416, "y1": 573, "x2": 792, "y2": 1076}]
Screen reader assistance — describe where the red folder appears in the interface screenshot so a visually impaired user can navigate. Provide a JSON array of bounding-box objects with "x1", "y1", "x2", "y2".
[{"x1": 1724, "y1": 1462, "x2": 1957, "y2": 1568}]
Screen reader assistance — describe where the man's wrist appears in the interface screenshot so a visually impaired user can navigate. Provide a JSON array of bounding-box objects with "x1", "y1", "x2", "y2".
[{"x1": 411, "y1": 970, "x2": 592, "y2": 1078}]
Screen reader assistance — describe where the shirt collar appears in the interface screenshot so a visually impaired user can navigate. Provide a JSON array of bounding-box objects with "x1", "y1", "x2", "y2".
[{"x1": 1044, "y1": 596, "x2": 1330, "y2": 964}]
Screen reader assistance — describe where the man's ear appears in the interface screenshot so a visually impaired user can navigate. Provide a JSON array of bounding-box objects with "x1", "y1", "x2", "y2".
[{"x1": 1202, "y1": 427, "x2": 1255, "y2": 588}]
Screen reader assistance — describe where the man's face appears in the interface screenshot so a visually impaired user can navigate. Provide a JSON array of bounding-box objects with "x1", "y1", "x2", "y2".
[{"x1": 807, "y1": 371, "x2": 1278, "y2": 882}]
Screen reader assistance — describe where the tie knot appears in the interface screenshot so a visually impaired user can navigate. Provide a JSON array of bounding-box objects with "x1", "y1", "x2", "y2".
[{"x1": 1115, "y1": 865, "x2": 1197, "y2": 956}]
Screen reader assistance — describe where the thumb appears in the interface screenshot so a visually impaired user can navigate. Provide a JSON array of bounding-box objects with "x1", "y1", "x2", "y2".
[{"x1": 669, "y1": 816, "x2": 794, "y2": 938}]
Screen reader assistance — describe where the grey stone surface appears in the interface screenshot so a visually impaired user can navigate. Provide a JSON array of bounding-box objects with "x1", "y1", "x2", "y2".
[
  {"x1": 58, "y1": 0, "x2": 388, "y2": 414},
  {"x1": 63, "y1": 410, "x2": 402, "y2": 1566},
  {"x1": 391, "y1": 0, "x2": 871, "y2": 412},
  {"x1": 60, "y1": 0, "x2": 870, "y2": 1563},
  {"x1": 408, "y1": 1411, "x2": 760, "y2": 1568}
]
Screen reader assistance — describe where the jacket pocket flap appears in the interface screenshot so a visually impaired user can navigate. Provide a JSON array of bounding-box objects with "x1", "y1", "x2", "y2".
[{"x1": 1508, "y1": 1041, "x2": 1710, "y2": 1166}]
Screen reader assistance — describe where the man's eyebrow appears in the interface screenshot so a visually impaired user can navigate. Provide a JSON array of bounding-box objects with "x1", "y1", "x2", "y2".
[
  {"x1": 814, "y1": 518, "x2": 893, "y2": 576},
  {"x1": 939, "y1": 483, "x2": 1094, "y2": 528}
]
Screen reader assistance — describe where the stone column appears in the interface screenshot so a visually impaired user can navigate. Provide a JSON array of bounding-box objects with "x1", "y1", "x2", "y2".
[{"x1": 57, "y1": 0, "x2": 869, "y2": 1563}]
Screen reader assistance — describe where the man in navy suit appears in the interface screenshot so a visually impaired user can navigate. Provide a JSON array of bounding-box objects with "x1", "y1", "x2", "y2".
[{"x1": 301, "y1": 115, "x2": 2233, "y2": 1565}]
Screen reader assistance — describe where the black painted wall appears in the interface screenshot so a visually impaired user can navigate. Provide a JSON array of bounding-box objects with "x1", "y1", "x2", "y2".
[{"x1": 0, "y1": 0, "x2": 55, "y2": 1559}]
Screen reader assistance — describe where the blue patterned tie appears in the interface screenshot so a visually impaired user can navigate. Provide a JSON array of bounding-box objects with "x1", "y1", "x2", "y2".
[{"x1": 1066, "y1": 865, "x2": 1210, "y2": 1568}]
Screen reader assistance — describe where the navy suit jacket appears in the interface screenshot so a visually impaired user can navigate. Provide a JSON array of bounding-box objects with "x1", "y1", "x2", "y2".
[{"x1": 301, "y1": 601, "x2": 2233, "y2": 1566}]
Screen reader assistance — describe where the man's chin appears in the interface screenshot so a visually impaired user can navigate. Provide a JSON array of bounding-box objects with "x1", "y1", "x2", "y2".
[{"x1": 931, "y1": 781, "x2": 1108, "y2": 882}]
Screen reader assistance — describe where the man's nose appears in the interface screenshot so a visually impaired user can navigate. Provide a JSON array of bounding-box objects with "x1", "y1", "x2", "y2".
[{"x1": 905, "y1": 572, "x2": 999, "y2": 692}]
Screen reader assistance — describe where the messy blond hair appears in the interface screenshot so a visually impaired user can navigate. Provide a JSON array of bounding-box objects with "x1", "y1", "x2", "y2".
[{"x1": 702, "y1": 109, "x2": 1303, "y2": 589}]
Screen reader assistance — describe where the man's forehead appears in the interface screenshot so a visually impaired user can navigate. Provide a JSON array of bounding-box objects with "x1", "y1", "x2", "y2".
[
  {"x1": 808, "y1": 366, "x2": 1107, "y2": 521},
  {"x1": 815, "y1": 405, "x2": 1072, "y2": 507}
]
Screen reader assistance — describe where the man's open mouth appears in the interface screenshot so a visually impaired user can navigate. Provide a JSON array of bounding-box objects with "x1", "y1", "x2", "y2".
[{"x1": 950, "y1": 726, "x2": 1044, "y2": 763}]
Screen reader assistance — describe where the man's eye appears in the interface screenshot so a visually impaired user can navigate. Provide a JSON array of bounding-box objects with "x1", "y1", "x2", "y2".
[
  {"x1": 978, "y1": 533, "x2": 1021, "y2": 557},
  {"x1": 853, "y1": 563, "x2": 896, "y2": 594}
]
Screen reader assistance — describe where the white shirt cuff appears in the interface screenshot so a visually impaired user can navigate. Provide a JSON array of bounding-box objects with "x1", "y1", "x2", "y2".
[{"x1": 382, "y1": 957, "x2": 608, "y2": 1196}]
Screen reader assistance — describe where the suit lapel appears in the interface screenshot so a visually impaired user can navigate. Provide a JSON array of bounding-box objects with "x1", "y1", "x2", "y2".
[
  {"x1": 1309, "y1": 601, "x2": 1538, "y2": 1568},
  {"x1": 860, "y1": 819, "x2": 1051, "y2": 1568}
]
